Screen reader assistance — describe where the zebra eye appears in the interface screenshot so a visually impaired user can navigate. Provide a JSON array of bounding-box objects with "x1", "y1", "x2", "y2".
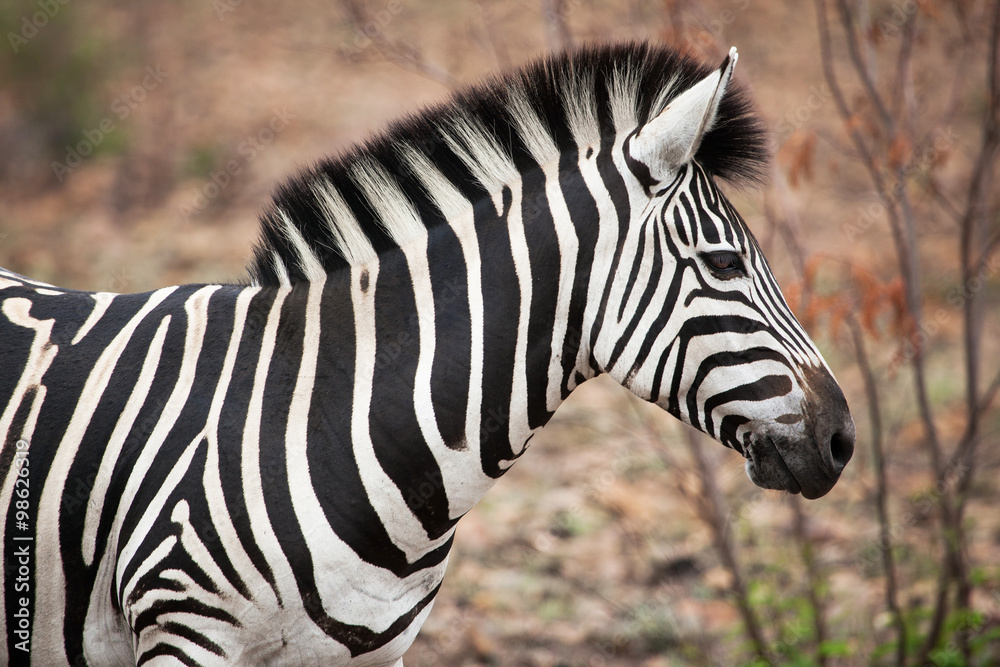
[{"x1": 702, "y1": 251, "x2": 745, "y2": 277}]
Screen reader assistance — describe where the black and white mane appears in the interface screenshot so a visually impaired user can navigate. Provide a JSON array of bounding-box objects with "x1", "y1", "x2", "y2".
[{"x1": 247, "y1": 42, "x2": 768, "y2": 286}]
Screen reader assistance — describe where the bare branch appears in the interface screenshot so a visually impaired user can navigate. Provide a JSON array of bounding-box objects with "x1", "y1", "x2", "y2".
[
  {"x1": 789, "y1": 497, "x2": 829, "y2": 667},
  {"x1": 474, "y1": 0, "x2": 511, "y2": 70},
  {"x1": 683, "y1": 428, "x2": 772, "y2": 664},
  {"x1": 834, "y1": 0, "x2": 893, "y2": 131},
  {"x1": 541, "y1": 0, "x2": 573, "y2": 52},
  {"x1": 338, "y1": 0, "x2": 458, "y2": 88},
  {"x1": 846, "y1": 312, "x2": 907, "y2": 667},
  {"x1": 953, "y1": 0, "x2": 1000, "y2": 498}
]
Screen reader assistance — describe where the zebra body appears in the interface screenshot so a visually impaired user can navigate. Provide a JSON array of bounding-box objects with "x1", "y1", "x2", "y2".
[{"x1": 0, "y1": 44, "x2": 854, "y2": 665}]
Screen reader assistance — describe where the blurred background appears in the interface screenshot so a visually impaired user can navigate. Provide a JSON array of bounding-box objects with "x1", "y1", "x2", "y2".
[{"x1": 1, "y1": 0, "x2": 999, "y2": 664}]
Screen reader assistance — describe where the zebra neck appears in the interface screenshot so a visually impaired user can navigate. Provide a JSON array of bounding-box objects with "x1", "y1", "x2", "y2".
[{"x1": 301, "y1": 185, "x2": 590, "y2": 541}]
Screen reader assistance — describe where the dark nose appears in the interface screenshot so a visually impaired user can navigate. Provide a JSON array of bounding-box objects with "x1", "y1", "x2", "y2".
[
  {"x1": 827, "y1": 427, "x2": 855, "y2": 474},
  {"x1": 802, "y1": 365, "x2": 856, "y2": 478}
]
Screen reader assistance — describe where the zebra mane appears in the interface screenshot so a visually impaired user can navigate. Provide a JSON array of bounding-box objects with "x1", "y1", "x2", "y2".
[{"x1": 247, "y1": 41, "x2": 769, "y2": 286}]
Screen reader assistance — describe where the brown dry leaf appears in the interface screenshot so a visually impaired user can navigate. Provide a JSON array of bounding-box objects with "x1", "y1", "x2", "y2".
[
  {"x1": 887, "y1": 278, "x2": 909, "y2": 336},
  {"x1": 828, "y1": 298, "x2": 849, "y2": 340},
  {"x1": 920, "y1": 0, "x2": 943, "y2": 20},
  {"x1": 803, "y1": 295, "x2": 824, "y2": 333},
  {"x1": 804, "y1": 255, "x2": 822, "y2": 291},
  {"x1": 844, "y1": 111, "x2": 866, "y2": 136},
  {"x1": 888, "y1": 133, "x2": 913, "y2": 170},
  {"x1": 781, "y1": 130, "x2": 817, "y2": 188},
  {"x1": 860, "y1": 280, "x2": 882, "y2": 339}
]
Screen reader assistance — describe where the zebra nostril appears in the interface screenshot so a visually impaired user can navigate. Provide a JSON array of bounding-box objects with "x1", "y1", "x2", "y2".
[{"x1": 828, "y1": 429, "x2": 854, "y2": 473}]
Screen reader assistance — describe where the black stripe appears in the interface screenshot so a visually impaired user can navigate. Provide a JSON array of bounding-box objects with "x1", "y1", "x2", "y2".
[
  {"x1": 133, "y1": 598, "x2": 241, "y2": 636},
  {"x1": 558, "y1": 146, "x2": 598, "y2": 396},
  {"x1": 616, "y1": 211, "x2": 649, "y2": 323},
  {"x1": 428, "y1": 225, "x2": 472, "y2": 450},
  {"x1": 522, "y1": 166, "x2": 560, "y2": 429},
  {"x1": 616, "y1": 221, "x2": 668, "y2": 379},
  {"x1": 703, "y1": 374, "x2": 793, "y2": 437},
  {"x1": 665, "y1": 315, "x2": 772, "y2": 417},
  {"x1": 159, "y1": 621, "x2": 226, "y2": 658},
  {"x1": 622, "y1": 130, "x2": 658, "y2": 193},
  {"x1": 137, "y1": 643, "x2": 201, "y2": 667},
  {"x1": 217, "y1": 288, "x2": 283, "y2": 604},
  {"x1": 476, "y1": 186, "x2": 521, "y2": 477},
  {"x1": 606, "y1": 218, "x2": 664, "y2": 375},
  {"x1": 685, "y1": 348, "x2": 794, "y2": 432},
  {"x1": 719, "y1": 414, "x2": 751, "y2": 451},
  {"x1": 370, "y1": 248, "x2": 452, "y2": 539},
  {"x1": 586, "y1": 135, "x2": 632, "y2": 370},
  {"x1": 672, "y1": 207, "x2": 689, "y2": 246}
]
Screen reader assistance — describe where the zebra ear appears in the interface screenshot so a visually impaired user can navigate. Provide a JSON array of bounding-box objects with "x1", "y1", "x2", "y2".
[{"x1": 630, "y1": 47, "x2": 738, "y2": 183}]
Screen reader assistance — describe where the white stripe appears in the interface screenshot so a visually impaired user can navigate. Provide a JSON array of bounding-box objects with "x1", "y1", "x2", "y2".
[
  {"x1": 171, "y1": 500, "x2": 245, "y2": 601},
  {"x1": 118, "y1": 535, "x2": 177, "y2": 619},
  {"x1": 441, "y1": 111, "x2": 519, "y2": 214},
  {"x1": 401, "y1": 239, "x2": 494, "y2": 521},
  {"x1": 541, "y1": 159, "x2": 580, "y2": 411},
  {"x1": 284, "y1": 271, "x2": 447, "y2": 631},
  {"x1": 501, "y1": 183, "x2": 533, "y2": 467},
  {"x1": 312, "y1": 177, "x2": 378, "y2": 266},
  {"x1": 608, "y1": 64, "x2": 640, "y2": 134},
  {"x1": 102, "y1": 286, "x2": 217, "y2": 623},
  {"x1": 276, "y1": 207, "x2": 326, "y2": 282},
  {"x1": 199, "y1": 286, "x2": 276, "y2": 606},
  {"x1": 402, "y1": 150, "x2": 490, "y2": 517},
  {"x1": 506, "y1": 86, "x2": 559, "y2": 166},
  {"x1": 82, "y1": 314, "x2": 171, "y2": 566},
  {"x1": 240, "y1": 286, "x2": 300, "y2": 608},
  {"x1": 559, "y1": 70, "x2": 600, "y2": 147},
  {"x1": 576, "y1": 140, "x2": 619, "y2": 374},
  {"x1": 350, "y1": 159, "x2": 425, "y2": 246},
  {"x1": 72, "y1": 292, "x2": 117, "y2": 344},
  {"x1": 31, "y1": 286, "x2": 178, "y2": 655},
  {"x1": 272, "y1": 250, "x2": 292, "y2": 287},
  {"x1": 117, "y1": 434, "x2": 204, "y2": 616},
  {"x1": 347, "y1": 263, "x2": 445, "y2": 558}
]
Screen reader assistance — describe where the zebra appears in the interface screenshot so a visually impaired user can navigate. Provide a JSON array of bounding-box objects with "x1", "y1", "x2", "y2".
[{"x1": 0, "y1": 42, "x2": 854, "y2": 665}]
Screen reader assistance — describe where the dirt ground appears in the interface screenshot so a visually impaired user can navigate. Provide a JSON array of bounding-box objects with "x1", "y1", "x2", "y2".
[{"x1": 1, "y1": 1, "x2": 999, "y2": 665}]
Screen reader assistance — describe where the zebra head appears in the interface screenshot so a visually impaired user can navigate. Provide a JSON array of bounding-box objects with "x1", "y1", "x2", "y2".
[{"x1": 594, "y1": 49, "x2": 855, "y2": 499}]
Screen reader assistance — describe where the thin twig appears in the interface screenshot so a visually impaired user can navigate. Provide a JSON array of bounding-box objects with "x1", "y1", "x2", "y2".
[
  {"x1": 338, "y1": 0, "x2": 458, "y2": 88},
  {"x1": 789, "y1": 497, "x2": 829, "y2": 667},
  {"x1": 474, "y1": 0, "x2": 511, "y2": 70},
  {"x1": 541, "y1": 0, "x2": 573, "y2": 52},
  {"x1": 815, "y1": 1, "x2": 959, "y2": 659},
  {"x1": 683, "y1": 428, "x2": 772, "y2": 664},
  {"x1": 834, "y1": 0, "x2": 893, "y2": 130},
  {"x1": 847, "y1": 312, "x2": 907, "y2": 667}
]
